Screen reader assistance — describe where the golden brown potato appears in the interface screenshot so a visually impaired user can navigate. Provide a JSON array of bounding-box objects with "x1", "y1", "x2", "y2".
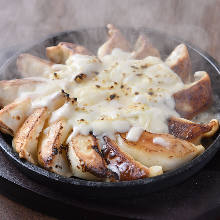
[
  {"x1": 0, "y1": 79, "x2": 44, "y2": 107},
  {"x1": 101, "y1": 136, "x2": 162, "y2": 181},
  {"x1": 46, "y1": 42, "x2": 92, "y2": 64},
  {"x1": 98, "y1": 24, "x2": 131, "y2": 59},
  {"x1": 173, "y1": 71, "x2": 212, "y2": 119},
  {"x1": 0, "y1": 99, "x2": 31, "y2": 136},
  {"x1": 38, "y1": 120, "x2": 72, "y2": 177},
  {"x1": 13, "y1": 107, "x2": 48, "y2": 164},
  {"x1": 17, "y1": 53, "x2": 53, "y2": 78},
  {"x1": 68, "y1": 134, "x2": 108, "y2": 180},
  {"x1": 131, "y1": 35, "x2": 160, "y2": 59},
  {"x1": 118, "y1": 131, "x2": 204, "y2": 171},
  {"x1": 165, "y1": 44, "x2": 192, "y2": 83},
  {"x1": 168, "y1": 117, "x2": 219, "y2": 145}
]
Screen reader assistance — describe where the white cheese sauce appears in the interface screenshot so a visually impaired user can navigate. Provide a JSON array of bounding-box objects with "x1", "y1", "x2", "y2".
[{"x1": 20, "y1": 48, "x2": 185, "y2": 142}]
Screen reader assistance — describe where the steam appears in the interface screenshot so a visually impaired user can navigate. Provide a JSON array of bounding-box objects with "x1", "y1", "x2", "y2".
[{"x1": 0, "y1": 0, "x2": 217, "y2": 57}]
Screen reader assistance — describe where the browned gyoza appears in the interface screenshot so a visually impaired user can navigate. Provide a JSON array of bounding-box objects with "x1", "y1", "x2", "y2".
[{"x1": 0, "y1": 24, "x2": 218, "y2": 182}]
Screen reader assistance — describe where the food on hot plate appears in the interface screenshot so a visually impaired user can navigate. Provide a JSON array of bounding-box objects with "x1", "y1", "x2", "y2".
[{"x1": 0, "y1": 24, "x2": 218, "y2": 181}]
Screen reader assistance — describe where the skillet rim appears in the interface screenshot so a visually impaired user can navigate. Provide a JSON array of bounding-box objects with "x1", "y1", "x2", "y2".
[{"x1": 0, "y1": 27, "x2": 220, "y2": 189}]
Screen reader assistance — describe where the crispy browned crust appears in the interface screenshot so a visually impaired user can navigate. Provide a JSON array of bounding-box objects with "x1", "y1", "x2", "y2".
[
  {"x1": 98, "y1": 24, "x2": 131, "y2": 58},
  {"x1": 102, "y1": 136, "x2": 149, "y2": 181},
  {"x1": 168, "y1": 117, "x2": 219, "y2": 145},
  {"x1": 165, "y1": 44, "x2": 192, "y2": 83},
  {"x1": 16, "y1": 53, "x2": 53, "y2": 78},
  {"x1": 131, "y1": 35, "x2": 160, "y2": 59},
  {"x1": 120, "y1": 132, "x2": 201, "y2": 158},
  {"x1": 118, "y1": 131, "x2": 204, "y2": 171},
  {"x1": 0, "y1": 99, "x2": 31, "y2": 136},
  {"x1": 46, "y1": 42, "x2": 92, "y2": 64},
  {"x1": 13, "y1": 107, "x2": 48, "y2": 164},
  {"x1": 70, "y1": 134, "x2": 107, "y2": 178},
  {"x1": 173, "y1": 72, "x2": 212, "y2": 119},
  {"x1": 38, "y1": 120, "x2": 72, "y2": 176}
]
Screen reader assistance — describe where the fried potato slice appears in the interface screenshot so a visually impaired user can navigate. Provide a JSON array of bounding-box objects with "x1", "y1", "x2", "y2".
[
  {"x1": 165, "y1": 44, "x2": 192, "y2": 83},
  {"x1": 173, "y1": 71, "x2": 212, "y2": 119},
  {"x1": 38, "y1": 120, "x2": 72, "y2": 177},
  {"x1": 68, "y1": 134, "x2": 108, "y2": 180},
  {"x1": 13, "y1": 107, "x2": 48, "y2": 164},
  {"x1": 118, "y1": 131, "x2": 204, "y2": 171},
  {"x1": 46, "y1": 42, "x2": 92, "y2": 64},
  {"x1": 131, "y1": 35, "x2": 160, "y2": 59},
  {"x1": 102, "y1": 136, "x2": 163, "y2": 181},
  {"x1": 0, "y1": 79, "x2": 44, "y2": 107},
  {"x1": 0, "y1": 99, "x2": 31, "y2": 136},
  {"x1": 168, "y1": 117, "x2": 219, "y2": 145},
  {"x1": 17, "y1": 53, "x2": 53, "y2": 78},
  {"x1": 98, "y1": 24, "x2": 131, "y2": 59}
]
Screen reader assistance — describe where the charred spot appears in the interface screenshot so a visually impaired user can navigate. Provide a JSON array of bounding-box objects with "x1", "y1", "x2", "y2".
[
  {"x1": 136, "y1": 73, "x2": 143, "y2": 76},
  {"x1": 89, "y1": 130, "x2": 93, "y2": 135},
  {"x1": 16, "y1": 115, "x2": 21, "y2": 120},
  {"x1": 61, "y1": 89, "x2": 70, "y2": 99},
  {"x1": 114, "y1": 82, "x2": 118, "y2": 85},
  {"x1": 148, "y1": 91, "x2": 154, "y2": 96},
  {"x1": 131, "y1": 65, "x2": 138, "y2": 69},
  {"x1": 120, "y1": 85, "x2": 124, "y2": 89},
  {"x1": 74, "y1": 97, "x2": 77, "y2": 102},
  {"x1": 55, "y1": 164, "x2": 62, "y2": 169},
  {"x1": 135, "y1": 92, "x2": 139, "y2": 95},
  {"x1": 52, "y1": 147, "x2": 58, "y2": 155},
  {"x1": 110, "y1": 85, "x2": 114, "y2": 89},
  {"x1": 74, "y1": 73, "x2": 87, "y2": 82},
  {"x1": 96, "y1": 84, "x2": 101, "y2": 88},
  {"x1": 140, "y1": 64, "x2": 149, "y2": 69},
  {"x1": 110, "y1": 94, "x2": 116, "y2": 100},
  {"x1": 54, "y1": 72, "x2": 59, "y2": 79}
]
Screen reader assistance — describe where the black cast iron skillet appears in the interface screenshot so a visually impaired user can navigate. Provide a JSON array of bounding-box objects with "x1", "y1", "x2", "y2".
[{"x1": 0, "y1": 27, "x2": 220, "y2": 199}]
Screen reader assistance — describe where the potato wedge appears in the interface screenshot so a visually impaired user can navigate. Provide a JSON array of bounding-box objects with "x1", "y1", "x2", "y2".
[
  {"x1": 38, "y1": 120, "x2": 72, "y2": 177},
  {"x1": 102, "y1": 136, "x2": 162, "y2": 181},
  {"x1": 13, "y1": 107, "x2": 48, "y2": 164},
  {"x1": 165, "y1": 44, "x2": 192, "y2": 83},
  {"x1": 98, "y1": 24, "x2": 131, "y2": 59},
  {"x1": 46, "y1": 42, "x2": 92, "y2": 64},
  {"x1": 173, "y1": 71, "x2": 212, "y2": 119},
  {"x1": 0, "y1": 98, "x2": 31, "y2": 136},
  {"x1": 17, "y1": 53, "x2": 53, "y2": 78},
  {"x1": 118, "y1": 131, "x2": 204, "y2": 171},
  {"x1": 168, "y1": 117, "x2": 219, "y2": 145},
  {"x1": 67, "y1": 134, "x2": 108, "y2": 180},
  {"x1": 131, "y1": 35, "x2": 160, "y2": 59},
  {"x1": 0, "y1": 79, "x2": 44, "y2": 107}
]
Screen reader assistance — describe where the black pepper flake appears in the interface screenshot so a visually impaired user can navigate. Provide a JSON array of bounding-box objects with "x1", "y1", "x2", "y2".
[
  {"x1": 110, "y1": 85, "x2": 114, "y2": 89},
  {"x1": 89, "y1": 130, "x2": 93, "y2": 135},
  {"x1": 120, "y1": 85, "x2": 124, "y2": 89},
  {"x1": 114, "y1": 82, "x2": 118, "y2": 85},
  {"x1": 74, "y1": 97, "x2": 77, "y2": 102},
  {"x1": 110, "y1": 94, "x2": 116, "y2": 100},
  {"x1": 148, "y1": 91, "x2": 154, "y2": 96},
  {"x1": 96, "y1": 85, "x2": 101, "y2": 88}
]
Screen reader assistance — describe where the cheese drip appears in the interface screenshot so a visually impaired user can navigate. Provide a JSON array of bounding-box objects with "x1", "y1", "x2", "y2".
[{"x1": 20, "y1": 48, "x2": 185, "y2": 141}]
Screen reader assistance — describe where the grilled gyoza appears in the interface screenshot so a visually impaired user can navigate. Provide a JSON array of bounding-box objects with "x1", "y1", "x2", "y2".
[{"x1": 0, "y1": 24, "x2": 218, "y2": 181}]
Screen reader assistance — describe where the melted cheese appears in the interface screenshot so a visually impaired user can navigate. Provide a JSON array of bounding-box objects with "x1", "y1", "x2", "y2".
[{"x1": 19, "y1": 49, "x2": 185, "y2": 142}]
